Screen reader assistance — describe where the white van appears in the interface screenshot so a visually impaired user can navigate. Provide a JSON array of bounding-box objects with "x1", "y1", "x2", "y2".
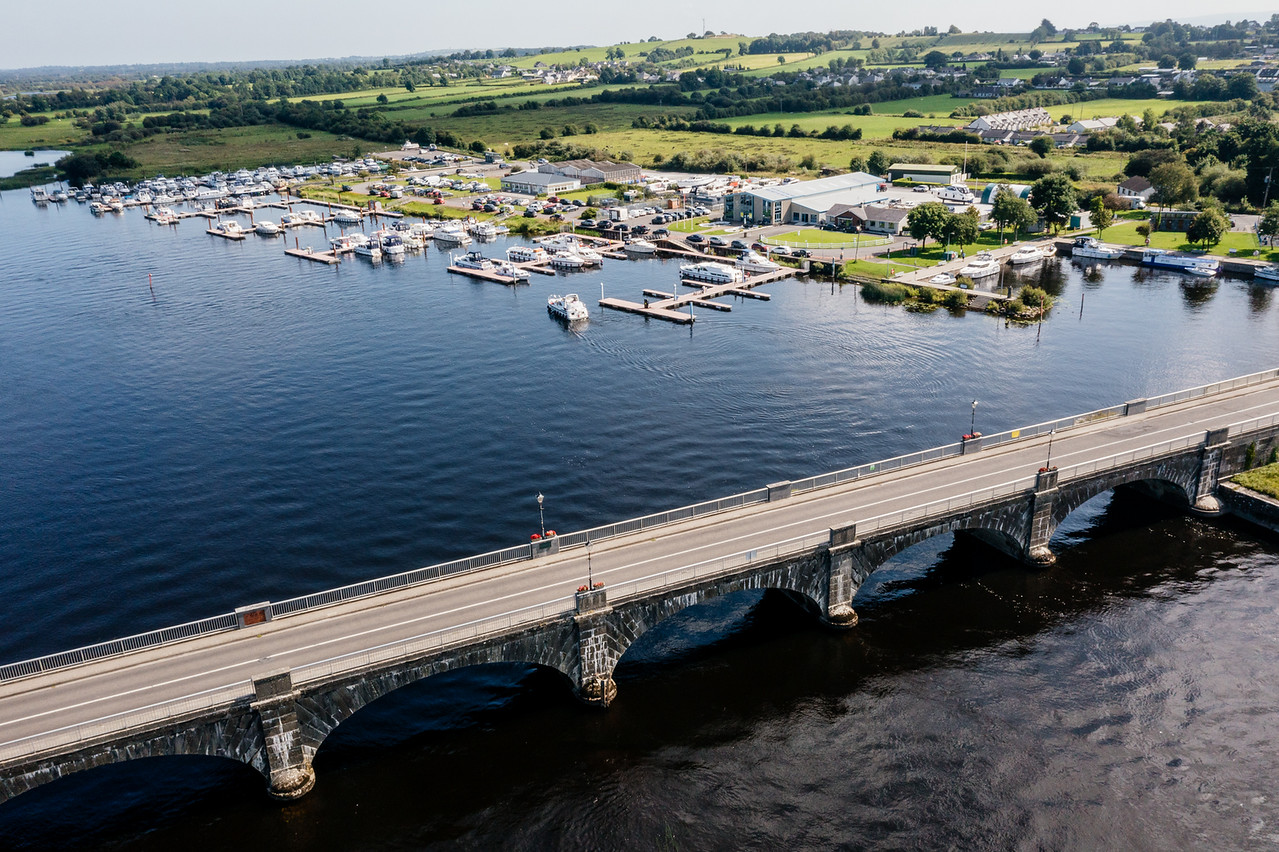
[{"x1": 935, "y1": 184, "x2": 976, "y2": 204}]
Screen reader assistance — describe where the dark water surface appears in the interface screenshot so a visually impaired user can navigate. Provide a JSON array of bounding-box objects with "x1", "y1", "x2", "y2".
[{"x1": 1, "y1": 191, "x2": 1278, "y2": 849}]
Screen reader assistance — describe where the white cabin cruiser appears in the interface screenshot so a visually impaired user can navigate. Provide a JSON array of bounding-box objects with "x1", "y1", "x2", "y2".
[
  {"x1": 548, "y1": 293, "x2": 589, "y2": 322},
  {"x1": 736, "y1": 250, "x2": 781, "y2": 273},
  {"x1": 679, "y1": 261, "x2": 744, "y2": 284},
  {"x1": 958, "y1": 252, "x2": 1000, "y2": 279}
]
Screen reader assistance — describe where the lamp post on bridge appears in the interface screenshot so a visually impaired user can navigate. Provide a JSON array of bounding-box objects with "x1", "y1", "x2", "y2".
[
  {"x1": 536, "y1": 492, "x2": 545, "y2": 538},
  {"x1": 970, "y1": 399, "x2": 979, "y2": 437},
  {"x1": 586, "y1": 539, "x2": 593, "y2": 588},
  {"x1": 1045, "y1": 429, "x2": 1056, "y2": 470}
]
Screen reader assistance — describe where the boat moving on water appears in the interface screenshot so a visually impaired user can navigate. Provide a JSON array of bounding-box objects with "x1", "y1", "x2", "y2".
[{"x1": 547, "y1": 293, "x2": 589, "y2": 322}]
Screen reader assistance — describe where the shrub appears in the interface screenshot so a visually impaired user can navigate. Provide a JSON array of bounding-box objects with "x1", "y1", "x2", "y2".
[
  {"x1": 860, "y1": 280, "x2": 912, "y2": 303},
  {"x1": 914, "y1": 286, "x2": 939, "y2": 304},
  {"x1": 942, "y1": 289, "x2": 969, "y2": 309}
]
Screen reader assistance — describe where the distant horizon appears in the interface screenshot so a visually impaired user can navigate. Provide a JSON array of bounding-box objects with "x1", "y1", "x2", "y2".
[{"x1": 5, "y1": 1, "x2": 1276, "y2": 74}]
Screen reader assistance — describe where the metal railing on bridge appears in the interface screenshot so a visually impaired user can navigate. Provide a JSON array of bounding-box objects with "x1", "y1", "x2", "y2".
[
  {"x1": 7, "y1": 411, "x2": 1279, "y2": 763},
  {"x1": 3, "y1": 368, "x2": 1277, "y2": 684}
]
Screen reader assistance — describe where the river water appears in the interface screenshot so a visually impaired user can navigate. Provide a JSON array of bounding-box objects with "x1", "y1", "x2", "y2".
[
  {"x1": 0, "y1": 191, "x2": 1277, "y2": 849},
  {"x1": 0, "y1": 150, "x2": 69, "y2": 179}
]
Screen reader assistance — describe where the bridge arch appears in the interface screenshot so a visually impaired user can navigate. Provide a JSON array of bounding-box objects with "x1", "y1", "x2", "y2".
[
  {"x1": 1052, "y1": 468, "x2": 1197, "y2": 529},
  {"x1": 0, "y1": 705, "x2": 267, "y2": 804},
  {"x1": 584, "y1": 550, "x2": 830, "y2": 703},
  {"x1": 293, "y1": 619, "x2": 580, "y2": 760}
]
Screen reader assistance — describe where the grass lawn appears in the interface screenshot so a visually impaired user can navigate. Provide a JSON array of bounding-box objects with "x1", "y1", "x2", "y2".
[
  {"x1": 1234, "y1": 463, "x2": 1279, "y2": 498},
  {"x1": 764, "y1": 229, "x2": 893, "y2": 249},
  {"x1": 1102, "y1": 220, "x2": 1279, "y2": 261},
  {"x1": 669, "y1": 217, "x2": 738, "y2": 237}
]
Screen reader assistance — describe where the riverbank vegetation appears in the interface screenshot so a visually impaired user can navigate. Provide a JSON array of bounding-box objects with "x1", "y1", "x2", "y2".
[{"x1": 1235, "y1": 460, "x2": 1279, "y2": 499}]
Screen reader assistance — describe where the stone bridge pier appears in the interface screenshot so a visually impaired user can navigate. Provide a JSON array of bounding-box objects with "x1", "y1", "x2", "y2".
[{"x1": 252, "y1": 671, "x2": 315, "y2": 800}]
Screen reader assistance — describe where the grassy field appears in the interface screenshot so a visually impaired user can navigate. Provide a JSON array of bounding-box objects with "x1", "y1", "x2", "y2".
[
  {"x1": 0, "y1": 115, "x2": 85, "y2": 151},
  {"x1": 1102, "y1": 220, "x2": 1278, "y2": 260},
  {"x1": 122, "y1": 125, "x2": 354, "y2": 174},
  {"x1": 720, "y1": 111, "x2": 942, "y2": 139},
  {"x1": 764, "y1": 229, "x2": 894, "y2": 249}
]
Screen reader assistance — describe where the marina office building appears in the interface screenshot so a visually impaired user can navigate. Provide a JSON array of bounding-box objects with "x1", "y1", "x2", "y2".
[{"x1": 723, "y1": 172, "x2": 885, "y2": 226}]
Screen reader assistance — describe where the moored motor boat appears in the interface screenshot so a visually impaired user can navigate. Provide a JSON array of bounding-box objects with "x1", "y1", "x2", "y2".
[
  {"x1": 494, "y1": 261, "x2": 531, "y2": 281},
  {"x1": 736, "y1": 250, "x2": 781, "y2": 273},
  {"x1": 1071, "y1": 236, "x2": 1124, "y2": 260},
  {"x1": 679, "y1": 261, "x2": 743, "y2": 284},
  {"x1": 453, "y1": 250, "x2": 494, "y2": 270},
  {"x1": 549, "y1": 251, "x2": 587, "y2": 270},
  {"x1": 1254, "y1": 264, "x2": 1279, "y2": 283},
  {"x1": 507, "y1": 245, "x2": 547, "y2": 263},
  {"x1": 958, "y1": 252, "x2": 1000, "y2": 278},
  {"x1": 1008, "y1": 246, "x2": 1045, "y2": 265},
  {"x1": 255, "y1": 220, "x2": 280, "y2": 236},
  {"x1": 1141, "y1": 248, "x2": 1219, "y2": 277},
  {"x1": 929, "y1": 272, "x2": 957, "y2": 286},
  {"x1": 623, "y1": 239, "x2": 657, "y2": 254}
]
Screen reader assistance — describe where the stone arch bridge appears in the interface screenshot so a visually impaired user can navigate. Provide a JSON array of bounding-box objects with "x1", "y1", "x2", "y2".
[{"x1": 2, "y1": 374, "x2": 1278, "y2": 803}]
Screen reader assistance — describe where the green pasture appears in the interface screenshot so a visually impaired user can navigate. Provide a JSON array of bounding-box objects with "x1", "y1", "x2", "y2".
[
  {"x1": 721, "y1": 111, "x2": 941, "y2": 139},
  {"x1": 0, "y1": 115, "x2": 85, "y2": 150},
  {"x1": 1103, "y1": 220, "x2": 1278, "y2": 260}
]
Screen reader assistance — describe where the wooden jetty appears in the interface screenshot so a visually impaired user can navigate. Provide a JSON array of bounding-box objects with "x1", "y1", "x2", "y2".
[
  {"x1": 285, "y1": 247, "x2": 341, "y2": 265},
  {"x1": 446, "y1": 264, "x2": 528, "y2": 286},
  {"x1": 206, "y1": 227, "x2": 246, "y2": 241},
  {"x1": 601, "y1": 266, "x2": 795, "y2": 324}
]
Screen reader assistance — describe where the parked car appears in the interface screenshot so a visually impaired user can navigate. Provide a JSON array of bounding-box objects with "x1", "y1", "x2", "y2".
[
  {"x1": 791, "y1": 249, "x2": 810, "y2": 258},
  {"x1": 616, "y1": 223, "x2": 629, "y2": 232},
  {"x1": 652, "y1": 228, "x2": 669, "y2": 237},
  {"x1": 731, "y1": 239, "x2": 749, "y2": 250},
  {"x1": 524, "y1": 208, "x2": 537, "y2": 217},
  {"x1": 652, "y1": 215, "x2": 667, "y2": 225},
  {"x1": 580, "y1": 219, "x2": 596, "y2": 228},
  {"x1": 913, "y1": 184, "x2": 931, "y2": 192},
  {"x1": 572, "y1": 199, "x2": 584, "y2": 207},
  {"x1": 687, "y1": 233, "x2": 705, "y2": 243},
  {"x1": 771, "y1": 245, "x2": 790, "y2": 256},
  {"x1": 709, "y1": 236, "x2": 728, "y2": 246},
  {"x1": 631, "y1": 225, "x2": 649, "y2": 235}
]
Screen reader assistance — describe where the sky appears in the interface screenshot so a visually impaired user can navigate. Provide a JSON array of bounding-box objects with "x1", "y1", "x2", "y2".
[{"x1": 5, "y1": 0, "x2": 1277, "y2": 71}]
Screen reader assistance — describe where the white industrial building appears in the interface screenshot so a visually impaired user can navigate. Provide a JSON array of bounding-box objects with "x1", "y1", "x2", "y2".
[
  {"x1": 724, "y1": 172, "x2": 885, "y2": 226},
  {"x1": 500, "y1": 171, "x2": 581, "y2": 196}
]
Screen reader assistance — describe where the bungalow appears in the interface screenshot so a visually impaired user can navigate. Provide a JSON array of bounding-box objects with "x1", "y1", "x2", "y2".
[
  {"x1": 1067, "y1": 117, "x2": 1120, "y2": 134},
  {"x1": 859, "y1": 205, "x2": 910, "y2": 236}
]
